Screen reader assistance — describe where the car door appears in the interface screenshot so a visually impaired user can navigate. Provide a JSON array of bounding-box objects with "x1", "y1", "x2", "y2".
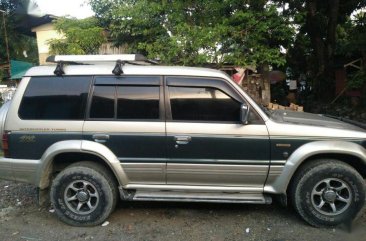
[
  {"x1": 83, "y1": 76, "x2": 166, "y2": 184},
  {"x1": 165, "y1": 76, "x2": 270, "y2": 189}
]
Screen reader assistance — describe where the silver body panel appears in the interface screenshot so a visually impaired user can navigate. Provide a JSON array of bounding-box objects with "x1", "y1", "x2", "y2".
[
  {"x1": 124, "y1": 184, "x2": 263, "y2": 193},
  {"x1": 266, "y1": 117, "x2": 366, "y2": 139},
  {"x1": 167, "y1": 163, "x2": 268, "y2": 187},
  {"x1": 121, "y1": 163, "x2": 166, "y2": 184},
  {"x1": 131, "y1": 190, "x2": 271, "y2": 204}
]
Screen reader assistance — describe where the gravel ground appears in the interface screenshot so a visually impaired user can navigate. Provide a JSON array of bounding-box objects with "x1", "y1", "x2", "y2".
[{"x1": 0, "y1": 180, "x2": 366, "y2": 241}]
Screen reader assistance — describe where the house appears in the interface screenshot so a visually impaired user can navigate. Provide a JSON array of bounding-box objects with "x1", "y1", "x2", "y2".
[
  {"x1": 31, "y1": 19, "x2": 63, "y2": 65},
  {"x1": 30, "y1": 16, "x2": 126, "y2": 65}
]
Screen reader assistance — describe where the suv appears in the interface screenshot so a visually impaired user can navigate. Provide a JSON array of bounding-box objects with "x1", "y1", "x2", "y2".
[{"x1": 0, "y1": 54, "x2": 365, "y2": 227}]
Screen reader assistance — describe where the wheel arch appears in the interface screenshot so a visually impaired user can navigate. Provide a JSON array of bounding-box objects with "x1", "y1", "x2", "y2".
[
  {"x1": 36, "y1": 140, "x2": 128, "y2": 189},
  {"x1": 264, "y1": 140, "x2": 366, "y2": 194}
]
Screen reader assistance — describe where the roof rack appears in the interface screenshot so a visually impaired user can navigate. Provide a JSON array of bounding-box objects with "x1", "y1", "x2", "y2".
[{"x1": 45, "y1": 54, "x2": 158, "y2": 76}]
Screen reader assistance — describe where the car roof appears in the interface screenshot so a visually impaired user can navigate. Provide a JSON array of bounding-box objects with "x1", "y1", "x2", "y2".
[{"x1": 24, "y1": 64, "x2": 229, "y2": 79}]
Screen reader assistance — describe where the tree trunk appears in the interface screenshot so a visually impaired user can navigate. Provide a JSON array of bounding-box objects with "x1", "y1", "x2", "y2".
[
  {"x1": 306, "y1": 0, "x2": 325, "y2": 96},
  {"x1": 306, "y1": 0, "x2": 340, "y2": 101},
  {"x1": 307, "y1": 1, "x2": 325, "y2": 75}
]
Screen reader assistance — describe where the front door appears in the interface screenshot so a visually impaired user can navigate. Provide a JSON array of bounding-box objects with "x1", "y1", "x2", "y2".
[
  {"x1": 83, "y1": 76, "x2": 166, "y2": 184},
  {"x1": 165, "y1": 76, "x2": 270, "y2": 189}
]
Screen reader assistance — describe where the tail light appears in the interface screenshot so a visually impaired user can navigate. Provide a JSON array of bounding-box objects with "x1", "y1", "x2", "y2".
[{"x1": 2, "y1": 131, "x2": 9, "y2": 158}]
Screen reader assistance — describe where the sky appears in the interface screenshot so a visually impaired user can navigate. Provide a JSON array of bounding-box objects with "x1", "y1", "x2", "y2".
[{"x1": 36, "y1": 0, "x2": 94, "y2": 19}]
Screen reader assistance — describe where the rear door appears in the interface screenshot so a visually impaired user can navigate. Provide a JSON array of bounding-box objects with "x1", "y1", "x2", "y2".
[
  {"x1": 83, "y1": 76, "x2": 166, "y2": 184},
  {"x1": 165, "y1": 76, "x2": 270, "y2": 189}
]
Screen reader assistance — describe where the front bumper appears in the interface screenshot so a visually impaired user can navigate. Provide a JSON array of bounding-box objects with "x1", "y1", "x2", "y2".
[{"x1": 0, "y1": 157, "x2": 40, "y2": 185}]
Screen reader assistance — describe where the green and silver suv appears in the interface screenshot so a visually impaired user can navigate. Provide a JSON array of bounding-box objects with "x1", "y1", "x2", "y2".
[{"x1": 0, "y1": 54, "x2": 366, "y2": 227}]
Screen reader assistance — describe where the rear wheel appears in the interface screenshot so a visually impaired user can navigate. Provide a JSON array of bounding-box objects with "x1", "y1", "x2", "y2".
[
  {"x1": 50, "y1": 161, "x2": 118, "y2": 226},
  {"x1": 290, "y1": 159, "x2": 365, "y2": 227}
]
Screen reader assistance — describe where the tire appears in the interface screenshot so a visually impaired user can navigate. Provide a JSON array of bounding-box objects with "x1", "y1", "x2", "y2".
[
  {"x1": 290, "y1": 159, "x2": 365, "y2": 227},
  {"x1": 50, "y1": 161, "x2": 118, "y2": 226}
]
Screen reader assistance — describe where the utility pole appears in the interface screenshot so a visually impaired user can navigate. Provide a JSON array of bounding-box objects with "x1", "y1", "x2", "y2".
[{"x1": 0, "y1": 9, "x2": 10, "y2": 77}]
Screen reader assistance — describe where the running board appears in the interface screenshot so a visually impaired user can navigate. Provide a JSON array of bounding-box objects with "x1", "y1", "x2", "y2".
[{"x1": 125, "y1": 190, "x2": 271, "y2": 204}]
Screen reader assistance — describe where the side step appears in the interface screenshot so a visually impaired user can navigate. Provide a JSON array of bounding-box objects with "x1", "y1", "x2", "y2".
[{"x1": 126, "y1": 190, "x2": 272, "y2": 204}]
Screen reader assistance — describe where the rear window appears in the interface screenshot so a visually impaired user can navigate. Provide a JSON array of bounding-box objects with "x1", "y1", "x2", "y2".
[
  {"x1": 89, "y1": 85, "x2": 160, "y2": 120},
  {"x1": 18, "y1": 76, "x2": 91, "y2": 120}
]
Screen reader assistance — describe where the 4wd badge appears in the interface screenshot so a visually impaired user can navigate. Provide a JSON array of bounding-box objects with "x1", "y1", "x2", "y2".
[{"x1": 19, "y1": 135, "x2": 36, "y2": 143}]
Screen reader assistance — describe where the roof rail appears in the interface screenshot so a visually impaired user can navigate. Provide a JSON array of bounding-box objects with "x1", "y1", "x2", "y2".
[
  {"x1": 45, "y1": 54, "x2": 158, "y2": 76},
  {"x1": 46, "y1": 54, "x2": 148, "y2": 64}
]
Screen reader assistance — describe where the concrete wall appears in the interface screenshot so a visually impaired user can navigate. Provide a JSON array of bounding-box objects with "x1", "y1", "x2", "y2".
[
  {"x1": 32, "y1": 23, "x2": 126, "y2": 65},
  {"x1": 32, "y1": 23, "x2": 64, "y2": 65}
]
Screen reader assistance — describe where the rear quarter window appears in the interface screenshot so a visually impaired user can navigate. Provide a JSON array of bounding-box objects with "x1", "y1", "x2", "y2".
[{"x1": 18, "y1": 76, "x2": 91, "y2": 120}]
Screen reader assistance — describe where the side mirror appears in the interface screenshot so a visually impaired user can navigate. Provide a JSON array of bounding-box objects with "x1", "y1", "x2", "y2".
[{"x1": 240, "y1": 103, "x2": 250, "y2": 125}]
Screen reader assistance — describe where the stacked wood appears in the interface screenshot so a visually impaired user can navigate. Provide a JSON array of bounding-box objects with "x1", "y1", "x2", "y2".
[{"x1": 267, "y1": 102, "x2": 304, "y2": 112}]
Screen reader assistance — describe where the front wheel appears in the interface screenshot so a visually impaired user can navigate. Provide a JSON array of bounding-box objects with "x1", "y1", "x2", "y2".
[
  {"x1": 50, "y1": 161, "x2": 118, "y2": 226},
  {"x1": 291, "y1": 159, "x2": 365, "y2": 227}
]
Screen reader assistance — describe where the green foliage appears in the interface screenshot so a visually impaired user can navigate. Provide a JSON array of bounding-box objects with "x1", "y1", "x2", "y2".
[
  {"x1": 336, "y1": 12, "x2": 366, "y2": 90},
  {"x1": 275, "y1": 0, "x2": 366, "y2": 100},
  {"x1": 48, "y1": 17, "x2": 106, "y2": 55},
  {"x1": 90, "y1": 0, "x2": 294, "y2": 66},
  {"x1": 348, "y1": 69, "x2": 366, "y2": 89},
  {"x1": 337, "y1": 12, "x2": 366, "y2": 57},
  {"x1": 0, "y1": 67, "x2": 4, "y2": 82},
  {"x1": 0, "y1": 0, "x2": 39, "y2": 65}
]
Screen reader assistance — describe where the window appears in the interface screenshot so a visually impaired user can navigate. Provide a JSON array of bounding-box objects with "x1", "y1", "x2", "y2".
[
  {"x1": 169, "y1": 87, "x2": 241, "y2": 122},
  {"x1": 19, "y1": 76, "x2": 91, "y2": 120},
  {"x1": 89, "y1": 85, "x2": 160, "y2": 120},
  {"x1": 117, "y1": 86, "x2": 159, "y2": 119},
  {"x1": 90, "y1": 86, "x2": 115, "y2": 119}
]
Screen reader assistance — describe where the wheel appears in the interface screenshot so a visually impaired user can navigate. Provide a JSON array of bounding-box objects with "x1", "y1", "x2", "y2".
[
  {"x1": 50, "y1": 161, "x2": 118, "y2": 226},
  {"x1": 290, "y1": 159, "x2": 365, "y2": 227}
]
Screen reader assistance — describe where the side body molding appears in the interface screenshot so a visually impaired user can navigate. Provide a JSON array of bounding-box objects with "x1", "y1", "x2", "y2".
[
  {"x1": 264, "y1": 141, "x2": 366, "y2": 194},
  {"x1": 36, "y1": 140, "x2": 128, "y2": 189}
]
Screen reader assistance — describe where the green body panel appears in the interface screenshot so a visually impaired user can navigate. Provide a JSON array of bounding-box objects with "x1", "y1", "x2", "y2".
[
  {"x1": 83, "y1": 134, "x2": 166, "y2": 160},
  {"x1": 8, "y1": 132, "x2": 82, "y2": 159},
  {"x1": 167, "y1": 135, "x2": 270, "y2": 163}
]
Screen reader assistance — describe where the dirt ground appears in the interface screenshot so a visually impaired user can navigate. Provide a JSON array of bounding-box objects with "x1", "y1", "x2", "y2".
[{"x1": 0, "y1": 180, "x2": 366, "y2": 241}]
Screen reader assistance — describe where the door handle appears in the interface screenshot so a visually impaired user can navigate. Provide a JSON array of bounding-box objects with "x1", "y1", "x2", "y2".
[
  {"x1": 92, "y1": 134, "x2": 110, "y2": 143},
  {"x1": 174, "y1": 136, "x2": 191, "y2": 145}
]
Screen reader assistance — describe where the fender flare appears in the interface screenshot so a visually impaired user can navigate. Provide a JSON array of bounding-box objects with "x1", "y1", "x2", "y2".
[
  {"x1": 264, "y1": 140, "x2": 366, "y2": 194},
  {"x1": 36, "y1": 140, "x2": 129, "y2": 189}
]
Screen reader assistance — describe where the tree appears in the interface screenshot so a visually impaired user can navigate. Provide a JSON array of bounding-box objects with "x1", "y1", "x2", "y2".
[
  {"x1": 278, "y1": 0, "x2": 366, "y2": 100},
  {"x1": 48, "y1": 17, "x2": 107, "y2": 55},
  {"x1": 0, "y1": 0, "x2": 38, "y2": 65},
  {"x1": 89, "y1": 0, "x2": 294, "y2": 67},
  {"x1": 337, "y1": 11, "x2": 366, "y2": 91}
]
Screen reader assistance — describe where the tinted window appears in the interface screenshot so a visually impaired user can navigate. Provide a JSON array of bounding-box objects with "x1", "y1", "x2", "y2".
[
  {"x1": 19, "y1": 76, "x2": 90, "y2": 120},
  {"x1": 169, "y1": 87, "x2": 241, "y2": 122},
  {"x1": 117, "y1": 86, "x2": 159, "y2": 119},
  {"x1": 90, "y1": 86, "x2": 115, "y2": 118},
  {"x1": 89, "y1": 85, "x2": 160, "y2": 120}
]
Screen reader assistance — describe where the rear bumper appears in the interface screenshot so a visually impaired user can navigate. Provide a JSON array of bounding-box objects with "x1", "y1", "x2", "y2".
[{"x1": 0, "y1": 157, "x2": 40, "y2": 185}]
